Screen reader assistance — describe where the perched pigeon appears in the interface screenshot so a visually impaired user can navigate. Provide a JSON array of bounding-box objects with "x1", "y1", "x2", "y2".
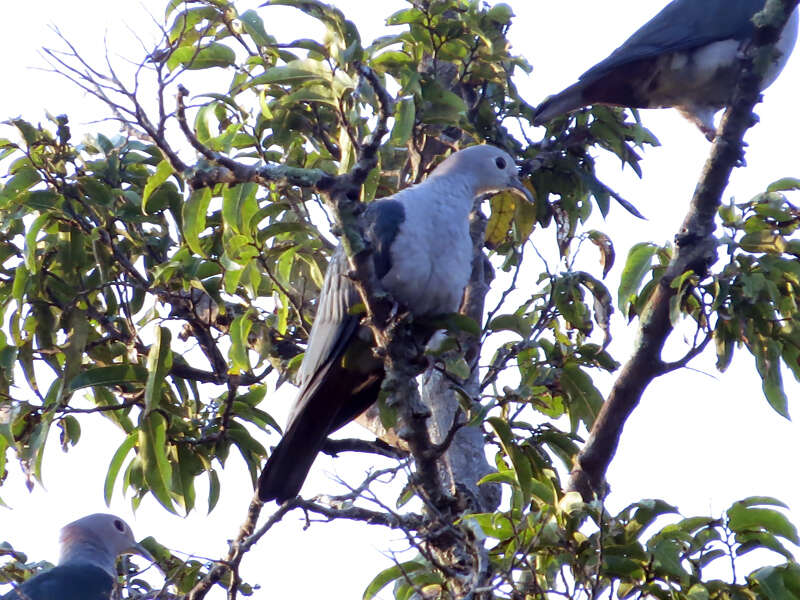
[
  {"x1": 258, "y1": 145, "x2": 534, "y2": 503},
  {"x1": 1, "y1": 514, "x2": 154, "y2": 600},
  {"x1": 533, "y1": 0, "x2": 799, "y2": 138}
]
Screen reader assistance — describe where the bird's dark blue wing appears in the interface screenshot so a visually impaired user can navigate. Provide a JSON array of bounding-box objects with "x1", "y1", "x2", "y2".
[
  {"x1": 1, "y1": 565, "x2": 114, "y2": 600},
  {"x1": 584, "y1": 0, "x2": 765, "y2": 80},
  {"x1": 257, "y1": 198, "x2": 406, "y2": 502},
  {"x1": 289, "y1": 198, "x2": 405, "y2": 411},
  {"x1": 364, "y1": 198, "x2": 405, "y2": 280}
]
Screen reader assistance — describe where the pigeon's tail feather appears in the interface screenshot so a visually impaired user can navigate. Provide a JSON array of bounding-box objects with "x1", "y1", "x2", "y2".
[
  {"x1": 533, "y1": 82, "x2": 588, "y2": 125},
  {"x1": 258, "y1": 378, "x2": 341, "y2": 503},
  {"x1": 258, "y1": 358, "x2": 383, "y2": 503},
  {"x1": 258, "y1": 426, "x2": 322, "y2": 503},
  {"x1": 533, "y1": 62, "x2": 654, "y2": 126}
]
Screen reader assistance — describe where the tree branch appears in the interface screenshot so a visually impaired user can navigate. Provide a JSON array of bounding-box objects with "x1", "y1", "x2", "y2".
[
  {"x1": 175, "y1": 85, "x2": 335, "y2": 191},
  {"x1": 568, "y1": 0, "x2": 800, "y2": 500},
  {"x1": 295, "y1": 497, "x2": 424, "y2": 529},
  {"x1": 320, "y1": 437, "x2": 409, "y2": 459}
]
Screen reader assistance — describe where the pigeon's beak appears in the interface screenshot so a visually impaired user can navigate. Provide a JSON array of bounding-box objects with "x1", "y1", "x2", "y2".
[
  {"x1": 128, "y1": 541, "x2": 156, "y2": 564},
  {"x1": 509, "y1": 177, "x2": 534, "y2": 204}
]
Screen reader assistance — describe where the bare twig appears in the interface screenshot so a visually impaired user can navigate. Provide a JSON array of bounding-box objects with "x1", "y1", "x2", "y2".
[{"x1": 320, "y1": 437, "x2": 409, "y2": 459}]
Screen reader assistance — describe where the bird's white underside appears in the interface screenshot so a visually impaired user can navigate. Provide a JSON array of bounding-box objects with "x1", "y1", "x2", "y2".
[
  {"x1": 383, "y1": 176, "x2": 474, "y2": 316},
  {"x1": 661, "y1": 7, "x2": 799, "y2": 132}
]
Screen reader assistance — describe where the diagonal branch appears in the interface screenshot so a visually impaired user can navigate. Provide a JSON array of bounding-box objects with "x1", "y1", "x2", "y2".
[
  {"x1": 175, "y1": 85, "x2": 335, "y2": 191},
  {"x1": 568, "y1": 0, "x2": 800, "y2": 500}
]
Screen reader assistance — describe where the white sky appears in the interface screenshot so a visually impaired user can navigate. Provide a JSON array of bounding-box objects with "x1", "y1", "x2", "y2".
[{"x1": 1, "y1": 1, "x2": 800, "y2": 598}]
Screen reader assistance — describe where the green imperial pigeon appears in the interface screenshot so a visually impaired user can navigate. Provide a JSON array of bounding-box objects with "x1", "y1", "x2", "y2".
[
  {"x1": 533, "y1": 0, "x2": 799, "y2": 139},
  {"x1": 257, "y1": 145, "x2": 534, "y2": 503},
  {"x1": 1, "y1": 514, "x2": 154, "y2": 600}
]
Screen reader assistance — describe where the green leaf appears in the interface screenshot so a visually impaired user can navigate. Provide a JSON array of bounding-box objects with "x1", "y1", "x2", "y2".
[
  {"x1": 487, "y1": 3, "x2": 514, "y2": 24},
  {"x1": 239, "y1": 9, "x2": 274, "y2": 46},
  {"x1": 246, "y1": 59, "x2": 354, "y2": 91},
  {"x1": 194, "y1": 103, "x2": 214, "y2": 143},
  {"x1": 560, "y1": 363, "x2": 603, "y2": 429},
  {"x1": 767, "y1": 177, "x2": 800, "y2": 192},
  {"x1": 753, "y1": 566, "x2": 798, "y2": 600},
  {"x1": 67, "y1": 365, "x2": 149, "y2": 393},
  {"x1": 277, "y1": 86, "x2": 337, "y2": 107},
  {"x1": 104, "y1": 433, "x2": 137, "y2": 505},
  {"x1": 222, "y1": 182, "x2": 258, "y2": 235},
  {"x1": 229, "y1": 312, "x2": 253, "y2": 373},
  {"x1": 24, "y1": 415, "x2": 52, "y2": 485},
  {"x1": 734, "y1": 496, "x2": 789, "y2": 509},
  {"x1": 363, "y1": 561, "x2": 427, "y2": 600},
  {"x1": 164, "y1": 0, "x2": 183, "y2": 19},
  {"x1": 249, "y1": 65, "x2": 326, "y2": 86},
  {"x1": 10, "y1": 119, "x2": 39, "y2": 146},
  {"x1": 298, "y1": 253, "x2": 325, "y2": 288},
  {"x1": 208, "y1": 469, "x2": 221, "y2": 513},
  {"x1": 139, "y1": 412, "x2": 176, "y2": 513},
  {"x1": 0, "y1": 165, "x2": 40, "y2": 200},
  {"x1": 390, "y1": 96, "x2": 415, "y2": 147},
  {"x1": 142, "y1": 160, "x2": 174, "y2": 213},
  {"x1": 740, "y1": 230, "x2": 787, "y2": 254},
  {"x1": 427, "y1": 313, "x2": 481, "y2": 337},
  {"x1": 650, "y1": 538, "x2": 689, "y2": 579},
  {"x1": 488, "y1": 314, "x2": 531, "y2": 338},
  {"x1": 57, "y1": 310, "x2": 90, "y2": 403},
  {"x1": 753, "y1": 339, "x2": 789, "y2": 418},
  {"x1": 175, "y1": 445, "x2": 200, "y2": 513},
  {"x1": 444, "y1": 355, "x2": 470, "y2": 380},
  {"x1": 466, "y1": 513, "x2": 514, "y2": 540},
  {"x1": 182, "y1": 188, "x2": 212, "y2": 256},
  {"x1": 167, "y1": 43, "x2": 236, "y2": 71},
  {"x1": 144, "y1": 327, "x2": 173, "y2": 415},
  {"x1": 420, "y1": 83, "x2": 466, "y2": 123},
  {"x1": 618, "y1": 242, "x2": 658, "y2": 317},
  {"x1": 24, "y1": 214, "x2": 49, "y2": 273},
  {"x1": 22, "y1": 189, "x2": 61, "y2": 211},
  {"x1": 487, "y1": 416, "x2": 532, "y2": 505},
  {"x1": 57, "y1": 415, "x2": 81, "y2": 450},
  {"x1": 728, "y1": 502, "x2": 799, "y2": 544},
  {"x1": 514, "y1": 191, "x2": 537, "y2": 242},
  {"x1": 386, "y1": 7, "x2": 424, "y2": 25}
]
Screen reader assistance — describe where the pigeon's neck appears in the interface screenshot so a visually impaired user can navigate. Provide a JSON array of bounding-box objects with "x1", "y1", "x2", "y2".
[
  {"x1": 423, "y1": 172, "x2": 480, "y2": 218},
  {"x1": 59, "y1": 539, "x2": 116, "y2": 577}
]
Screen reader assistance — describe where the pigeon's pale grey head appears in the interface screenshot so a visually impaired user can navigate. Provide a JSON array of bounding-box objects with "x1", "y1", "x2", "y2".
[
  {"x1": 431, "y1": 145, "x2": 534, "y2": 203},
  {"x1": 59, "y1": 513, "x2": 154, "y2": 572}
]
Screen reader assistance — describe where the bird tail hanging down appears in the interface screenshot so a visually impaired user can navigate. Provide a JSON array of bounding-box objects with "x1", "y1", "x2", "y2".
[
  {"x1": 257, "y1": 369, "x2": 383, "y2": 503},
  {"x1": 257, "y1": 350, "x2": 383, "y2": 503},
  {"x1": 258, "y1": 424, "x2": 323, "y2": 503}
]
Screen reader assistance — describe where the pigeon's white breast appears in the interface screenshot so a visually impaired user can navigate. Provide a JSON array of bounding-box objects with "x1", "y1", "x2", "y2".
[
  {"x1": 655, "y1": 6, "x2": 799, "y2": 107},
  {"x1": 382, "y1": 179, "x2": 473, "y2": 316},
  {"x1": 765, "y1": 6, "x2": 800, "y2": 89}
]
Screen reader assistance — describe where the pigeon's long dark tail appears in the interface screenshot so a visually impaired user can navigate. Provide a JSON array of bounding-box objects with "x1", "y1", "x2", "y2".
[
  {"x1": 257, "y1": 365, "x2": 383, "y2": 503},
  {"x1": 533, "y1": 83, "x2": 587, "y2": 126},
  {"x1": 258, "y1": 421, "x2": 326, "y2": 503}
]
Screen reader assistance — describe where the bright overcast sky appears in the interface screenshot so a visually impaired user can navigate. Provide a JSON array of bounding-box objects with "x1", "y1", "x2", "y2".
[{"x1": 1, "y1": 1, "x2": 799, "y2": 598}]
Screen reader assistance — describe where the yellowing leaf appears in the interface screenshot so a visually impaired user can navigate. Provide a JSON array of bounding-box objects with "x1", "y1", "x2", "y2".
[{"x1": 486, "y1": 191, "x2": 516, "y2": 248}]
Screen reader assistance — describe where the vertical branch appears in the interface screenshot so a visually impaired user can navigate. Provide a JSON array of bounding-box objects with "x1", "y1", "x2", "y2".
[{"x1": 569, "y1": 0, "x2": 800, "y2": 499}]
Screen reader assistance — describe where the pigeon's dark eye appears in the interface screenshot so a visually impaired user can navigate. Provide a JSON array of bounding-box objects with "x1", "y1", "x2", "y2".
[
  {"x1": 113, "y1": 519, "x2": 126, "y2": 533},
  {"x1": 495, "y1": 157, "x2": 506, "y2": 169}
]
